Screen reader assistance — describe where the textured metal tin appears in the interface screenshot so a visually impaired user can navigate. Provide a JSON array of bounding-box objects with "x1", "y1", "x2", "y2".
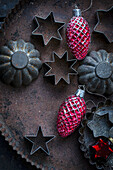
[
  {"x1": 77, "y1": 50, "x2": 113, "y2": 96},
  {"x1": 79, "y1": 99, "x2": 113, "y2": 169},
  {"x1": 0, "y1": 39, "x2": 42, "y2": 87},
  {"x1": 0, "y1": 0, "x2": 113, "y2": 170}
]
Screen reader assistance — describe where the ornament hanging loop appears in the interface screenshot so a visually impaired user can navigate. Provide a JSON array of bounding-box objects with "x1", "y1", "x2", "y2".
[
  {"x1": 74, "y1": 0, "x2": 93, "y2": 15},
  {"x1": 82, "y1": 0, "x2": 93, "y2": 13}
]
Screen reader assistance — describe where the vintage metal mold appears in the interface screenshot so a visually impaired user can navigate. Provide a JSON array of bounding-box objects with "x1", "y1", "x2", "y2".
[
  {"x1": 79, "y1": 99, "x2": 113, "y2": 169},
  {"x1": 94, "y1": 6, "x2": 113, "y2": 43},
  {"x1": 32, "y1": 12, "x2": 65, "y2": 45},
  {"x1": 0, "y1": 39, "x2": 42, "y2": 87},
  {"x1": 77, "y1": 50, "x2": 113, "y2": 96},
  {"x1": 44, "y1": 51, "x2": 77, "y2": 85}
]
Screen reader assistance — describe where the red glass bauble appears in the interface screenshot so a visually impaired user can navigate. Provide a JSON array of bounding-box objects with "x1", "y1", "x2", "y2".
[
  {"x1": 66, "y1": 16, "x2": 90, "y2": 60},
  {"x1": 57, "y1": 89, "x2": 86, "y2": 137}
]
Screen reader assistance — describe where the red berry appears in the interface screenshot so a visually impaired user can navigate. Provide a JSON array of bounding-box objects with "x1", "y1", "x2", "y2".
[
  {"x1": 66, "y1": 17, "x2": 90, "y2": 60},
  {"x1": 57, "y1": 95, "x2": 86, "y2": 137}
]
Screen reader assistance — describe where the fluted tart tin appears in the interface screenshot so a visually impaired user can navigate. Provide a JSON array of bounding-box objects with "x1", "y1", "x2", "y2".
[
  {"x1": 0, "y1": 39, "x2": 42, "y2": 87},
  {"x1": 79, "y1": 99, "x2": 113, "y2": 169},
  {"x1": 77, "y1": 50, "x2": 113, "y2": 95}
]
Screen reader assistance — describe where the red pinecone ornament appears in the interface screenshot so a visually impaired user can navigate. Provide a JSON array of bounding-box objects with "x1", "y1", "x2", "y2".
[
  {"x1": 66, "y1": 8, "x2": 90, "y2": 60},
  {"x1": 57, "y1": 88, "x2": 86, "y2": 137}
]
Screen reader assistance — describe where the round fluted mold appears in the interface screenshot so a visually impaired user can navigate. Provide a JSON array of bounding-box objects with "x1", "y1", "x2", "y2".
[
  {"x1": 77, "y1": 50, "x2": 113, "y2": 95},
  {"x1": 0, "y1": 39, "x2": 42, "y2": 87},
  {"x1": 79, "y1": 99, "x2": 113, "y2": 169}
]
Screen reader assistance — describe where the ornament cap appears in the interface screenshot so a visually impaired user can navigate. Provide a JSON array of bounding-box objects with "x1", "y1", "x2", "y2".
[
  {"x1": 75, "y1": 85, "x2": 85, "y2": 98},
  {"x1": 73, "y1": 9, "x2": 81, "y2": 17}
]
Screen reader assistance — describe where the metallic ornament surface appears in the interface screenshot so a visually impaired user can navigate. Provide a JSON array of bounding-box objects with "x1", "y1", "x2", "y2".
[
  {"x1": 0, "y1": 39, "x2": 42, "y2": 87},
  {"x1": 66, "y1": 8, "x2": 90, "y2": 60},
  {"x1": 57, "y1": 88, "x2": 86, "y2": 137},
  {"x1": 78, "y1": 50, "x2": 113, "y2": 95}
]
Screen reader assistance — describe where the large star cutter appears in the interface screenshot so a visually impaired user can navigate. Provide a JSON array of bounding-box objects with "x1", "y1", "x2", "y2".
[
  {"x1": 24, "y1": 126, "x2": 55, "y2": 155},
  {"x1": 32, "y1": 12, "x2": 65, "y2": 45},
  {"x1": 44, "y1": 51, "x2": 77, "y2": 85},
  {"x1": 94, "y1": 6, "x2": 113, "y2": 43}
]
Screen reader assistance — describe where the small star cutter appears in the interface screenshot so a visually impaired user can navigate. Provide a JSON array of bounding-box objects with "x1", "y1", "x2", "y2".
[
  {"x1": 94, "y1": 6, "x2": 113, "y2": 43},
  {"x1": 24, "y1": 126, "x2": 55, "y2": 156},
  {"x1": 32, "y1": 11, "x2": 65, "y2": 45},
  {"x1": 44, "y1": 51, "x2": 77, "y2": 85}
]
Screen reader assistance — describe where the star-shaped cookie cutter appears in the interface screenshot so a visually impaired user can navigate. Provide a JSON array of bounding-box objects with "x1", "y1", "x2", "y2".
[
  {"x1": 32, "y1": 12, "x2": 65, "y2": 45},
  {"x1": 44, "y1": 51, "x2": 77, "y2": 85},
  {"x1": 24, "y1": 126, "x2": 55, "y2": 155},
  {"x1": 94, "y1": 6, "x2": 113, "y2": 43}
]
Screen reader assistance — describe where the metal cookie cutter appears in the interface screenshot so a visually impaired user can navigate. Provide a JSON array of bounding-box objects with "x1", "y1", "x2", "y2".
[
  {"x1": 44, "y1": 51, "x2": 77, "y2": 85},
  {"x1": 94, "y1": 6, "x2": 113, "y2": 43},
  {"x1": 32, "y1": 11, "x2": 65, "y2": 45},
  {"x1": 24, "y1": 126, "x2": 55, "y2": 156}
]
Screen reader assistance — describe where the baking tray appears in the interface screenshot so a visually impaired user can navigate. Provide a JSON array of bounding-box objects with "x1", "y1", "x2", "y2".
[{"x1": 0, "y1": 0, "x2": 113, "y2": 169}]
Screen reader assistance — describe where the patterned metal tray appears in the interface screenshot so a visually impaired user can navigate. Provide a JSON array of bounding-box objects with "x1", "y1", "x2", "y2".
[{"x1": 0, "y1": 0, "x2": 113, "y2": 169}]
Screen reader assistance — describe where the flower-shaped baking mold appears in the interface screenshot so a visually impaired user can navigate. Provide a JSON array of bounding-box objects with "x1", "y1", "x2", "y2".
[
  {"x1": 77, "y1": 50, "x2": 113, "y2": 95},
  {"x1": 94, "y1": 6, "x2": 113, "y2": 43},
  {"x1": 79, "y1": 99, "x2": 113, "y2": 169},
  {"x1": 0, "y1": 39, "x2": 42, "y2": 87},
  {"x1": 32, "y1": 12, "x2": 65, "y2": 45},
  {"x1": 44, "y1": 51, "x2": 77, "y2": 85}
]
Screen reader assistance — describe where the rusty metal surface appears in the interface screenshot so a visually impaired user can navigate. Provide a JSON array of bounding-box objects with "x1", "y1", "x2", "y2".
[
  {"x1": 0, "y1": 0, "x2": 19, "y2": 30},
  {"x1": 0, "y1": 0, "x2": 113, "y2": 169}
]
